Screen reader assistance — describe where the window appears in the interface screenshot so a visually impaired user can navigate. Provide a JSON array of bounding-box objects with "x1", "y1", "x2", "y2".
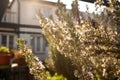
[
  {"x1": 2, "y1": 11, "x2": 17, "y2": 23},
  {"x1": 1, "y1": 14, "x2": 7, "y2": 22},
  {"x1": 42, "y1": 37, "x2": 47, "y2": 51},
  {"x1": 1, "y1": 35, "x2": 7, "y2": 46},
  {"x1": 31, "y1": 37, "x2": 35, "y2": 52},
  {"x1": 31, "y1": 36, "x2": 46, "y2": 53},
  {"x1": 42, "y1": 8, "x2": 52, "y2": 18},
  {"x1": 37, "y1": 37, "x2": 41, "y2": 51},
  {"x1": 9, "y1": 35, "x2": 14, "y2": 49},
  {"x1": 0, "y1": 34, "x2": 15, "y2": 49}
]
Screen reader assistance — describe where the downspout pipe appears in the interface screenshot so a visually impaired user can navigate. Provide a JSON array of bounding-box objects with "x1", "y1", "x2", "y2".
[{"x1": 17, "y1": 0, "x2": 20, "y2": 38}]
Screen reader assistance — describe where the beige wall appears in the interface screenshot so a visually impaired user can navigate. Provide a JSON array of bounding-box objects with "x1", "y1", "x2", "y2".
[{"x1": 4, "y1": 0, "x2": 57, "y2": 25}]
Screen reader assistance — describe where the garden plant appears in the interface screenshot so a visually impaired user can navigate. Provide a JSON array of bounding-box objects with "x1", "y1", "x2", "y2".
[{"x1": 38, "y1": 0, "x2": 120, "y2": 80}]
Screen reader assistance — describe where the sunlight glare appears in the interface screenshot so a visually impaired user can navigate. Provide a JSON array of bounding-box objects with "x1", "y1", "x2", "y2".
[
  {"x1": 9, "y1": 0, "x2": 13, "y2": 3},
  {"x1": 45, "y1": 0, "x2": 105, "y2": 13}
]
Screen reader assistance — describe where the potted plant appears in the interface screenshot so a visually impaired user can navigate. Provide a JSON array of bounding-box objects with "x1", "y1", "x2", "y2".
[{"x1": 0, "y1": 46, "x2": 12, "y2": 66}]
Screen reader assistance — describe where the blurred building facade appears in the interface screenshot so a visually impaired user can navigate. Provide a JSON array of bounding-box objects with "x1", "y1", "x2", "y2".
[{"x1": 0, "y1": 0, "x2": 58, "y2": 60}]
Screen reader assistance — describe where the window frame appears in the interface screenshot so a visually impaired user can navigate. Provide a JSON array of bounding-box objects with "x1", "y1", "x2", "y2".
[
  {"x1": 30, "y1": 35, "x2": 46, "y2": 54},
  {"x1": 0, "y1": 34, "x2": 16, "y2": 49}
]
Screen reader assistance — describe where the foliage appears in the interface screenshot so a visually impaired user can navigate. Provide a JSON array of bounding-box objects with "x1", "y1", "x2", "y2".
[
  {"x1": 17, "y1": 38, "x2": 67, "y2": 80},
  {"x1": 44, "y1": 57, "x2": 55, "y2": 75},
  {"x1": 46, "y1": 71, "x2": 67, "y2": 80},
  {"x1": 38, "y1": 0, "x2": 120, "y2": 80},
  {"x1": 17, "y1": 38, "x2": 48, "y2": 80},
  {"x1": 95, "y1": 0, "x2": 120, "y2": 26},
  {"x1": 0, "y1": 46, "x2": 10, "y2": 53},
  {"x1": 50, "y1": 47, "x2": 77, "y2": 80}
]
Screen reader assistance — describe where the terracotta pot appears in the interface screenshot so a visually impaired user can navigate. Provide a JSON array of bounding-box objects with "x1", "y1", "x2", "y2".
[{"x1": 0, "y1": 53, "x2": 11, "y2": 66}]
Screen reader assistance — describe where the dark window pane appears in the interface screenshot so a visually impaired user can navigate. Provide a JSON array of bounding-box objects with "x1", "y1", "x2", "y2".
[
  {"x1": 43, "y1": 37, "x2": 47, "y2": 51},
  {"x1": 1, "y1": 35, "x2": 7, "y2": 46},
  {"x1": 9, "y1": 35, "x2": 14, "y2": 49},
  {"x1": 31, "y1": 37, "x2": 35, "y2": 52},
  {"x1": 37, "y1": 37, "x2": 41, "y2": 51}
]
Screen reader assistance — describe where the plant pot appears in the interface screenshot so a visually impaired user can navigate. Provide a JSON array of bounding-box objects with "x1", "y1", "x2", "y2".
[{"x1": 0, "y1": 53, "x2": 11, "y2": 66}]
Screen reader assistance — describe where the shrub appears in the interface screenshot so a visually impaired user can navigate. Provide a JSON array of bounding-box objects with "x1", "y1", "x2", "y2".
[
  {"x1": 0, "y1": 46, "x2": 9, "y2": 53},
  {"x1": 38, "y1": 0, "x2": 120, "y2": 80},
  {"x1": 17, "y1": 38, "x2": 48, "y2": 80},
  {"x1": 46, "y1": 71, "x2": 67, "y2": 80},
  {"x1": 51, "y1": 48, "x2": 77, "y2": 80}
]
